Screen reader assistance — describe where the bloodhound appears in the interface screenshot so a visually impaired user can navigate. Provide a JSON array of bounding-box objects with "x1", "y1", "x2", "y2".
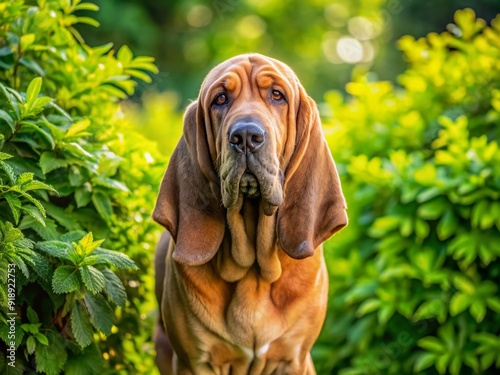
[{"x1": 153, "y1": 53, "x2": 347, "y2": 375}]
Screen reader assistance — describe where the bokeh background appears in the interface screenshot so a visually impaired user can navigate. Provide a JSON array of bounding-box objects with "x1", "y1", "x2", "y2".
[{"x1": 2, "y1": 0, "x2": 500, "y2": 374}]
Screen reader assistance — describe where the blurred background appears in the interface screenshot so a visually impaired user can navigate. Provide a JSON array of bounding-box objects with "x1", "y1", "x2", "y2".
[
  {"x1": 73, "y1": 1, "x2": 500, "y2": 374},
  {"x1": 77, "y1": 0, "x2": 500, "y2": 104}
]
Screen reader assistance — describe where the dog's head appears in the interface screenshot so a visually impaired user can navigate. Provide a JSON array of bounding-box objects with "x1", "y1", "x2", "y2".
[{"x1": 153, "y1": 54, "x2": 347, "y2": 270}]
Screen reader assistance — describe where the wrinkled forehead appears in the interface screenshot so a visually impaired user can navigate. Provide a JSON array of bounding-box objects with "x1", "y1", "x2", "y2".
[{"x1": 200, "y1": 54, "x2": 299, "y2": 100}]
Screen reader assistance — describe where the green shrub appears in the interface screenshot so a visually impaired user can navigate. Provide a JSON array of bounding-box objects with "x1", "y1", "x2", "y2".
[
  {"x1": 0, "y1": 1, "x2": 162, "y2": 374},
  {"x1": 315, "y1": 8, "x2": 500, "y2": 375}
]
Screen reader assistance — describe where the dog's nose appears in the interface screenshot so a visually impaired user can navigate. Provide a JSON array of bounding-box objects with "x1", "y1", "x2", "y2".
[{"x1": 228, "y1": 122, "x2": 265, "y2": 153}]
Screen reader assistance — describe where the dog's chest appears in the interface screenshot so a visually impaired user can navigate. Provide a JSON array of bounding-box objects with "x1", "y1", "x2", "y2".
[{"x1": 222, "y1": 271, "x2": 285, "y2": 347}]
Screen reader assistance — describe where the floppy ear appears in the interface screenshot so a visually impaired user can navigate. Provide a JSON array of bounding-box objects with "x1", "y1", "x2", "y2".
[
  {"x1": 277, "y1": 92, "x2": 347, "y2": 259},
  {"x1": 152, "y1": 103, "x2": 225, "y2": 265}
]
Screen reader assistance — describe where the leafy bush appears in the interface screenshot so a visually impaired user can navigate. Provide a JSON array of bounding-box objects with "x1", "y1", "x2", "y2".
[
  {"x1": 0, "y1": 1, "x2": 163, "y2": 374},
  {"x1": 315, "y1": 9, "x2": 500, "y2": 375}
]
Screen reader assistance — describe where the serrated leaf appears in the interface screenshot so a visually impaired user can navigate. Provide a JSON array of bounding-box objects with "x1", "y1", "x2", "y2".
[
  {"x1": 35, "y1": 331, "x2": 67, "y2": 375},
  {"x1": 63, "y1": 343, "x2": 105, "y2": 375},
  {"x1": 71, "y1": 302, "x2": 93, "y2": 348},
  {"x1": 0, "y1": 151, "x2": 13, "y2": 160},
  {"x1": 52, "y1": 266, "x2": 80, "y2": 294},
  {"x1": 79, "y1": 265, "x2": 105, "y2": 294},
  {"x1": 27, "y1": 335, "x2": 36, "y2": 354},
  {"x1": 84, "y1": 293, "x2": 114, "y2": 335},
  {"x1": 101, "y1": 269, "x2": 127, "y2": 308},
  {"x1": 0, "y1": 160, "x2": 17, "y2": 183},
  {"x1": 37, "y1": 240, "x2": 72, "y2": 259},
  {"x1": 22, "y1": 180, "x2": 57, "y2": 193},
  {"x1": 21, "y1": 205, "x2": 46, "y2": 226},
  {"x1": 78, "y1": 232, "x2": 104, "y2": 255},
  {"x1": 4, "y1": 192, "x2": 21, "y2": 224},
  {"x1": 92, "y1": 248, "x2": 137, "y2": 270}
]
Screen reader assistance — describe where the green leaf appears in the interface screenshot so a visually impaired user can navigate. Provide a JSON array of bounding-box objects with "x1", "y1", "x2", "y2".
[
  {"x1": 4, "y1": 192, "x2": 21, "y2": 224},
  {"x1": 37, "y1": 240, "x2": 72, "y2": 259},
  {"x1": 25, "y1": 77, "x2": 42, "y2": 108},
  {"x1": 437, "y1": 210, "x2": 458, "y2": 240},
  {"x1": 52, "y1": 266, "x2": 80, "y2": 294},
  {"x1": 450, "y1": 293, "x2": 471, "y2": 316},
  {"x1": 63, "y1": 343, "x2": 105, "y2": 375},
  {"x1": 92, "y1": 248, "x2": 137, "y2": 270},
  {"x1": 19, "y1": 57, "x2": 45, "y2": 76},
  {"x1": 79, "y1": 265, "x2": 105, "y2": 294},
  {"x1": 0, "y1": 109, "x2": 15, "y2": 132},
  {"x1": 418, "y1": 198, "x2": 448, "y2": 220},
  {"x1": 22, "y1": 180, "x2": 57, "y2": 192},
  {"x1": 0, "y1": 160, "x2": 17, "y2": 183},
  {"x1": 117, "y1": 45, "x2": 133, "y2": 63},
  {"x1": 470, "y1": 302, "x2": 487, "y2": 323},
  {"x1": 84, "y1": 292, "x2": 114, "y2": 335},
  {"x1": 39, "y1": 151, "x2": 68, "y2": 174},
  {"x1": 27, "y1": 335, "x2": 36, "y2": 354},
  {"x1": 418, "y1": 336, "x2": 445, "y2": 353},
  {"x1": 64, "y1": 343, "x2": 104, "y2": 375},
  {"x1": 356, "y1": 298, "x2": 381, "y2": 317},
  {"x1": 27, "y1": 306, "x2": 39, "y2": 323},
  {"x1": 101, "y1": 269, "x2": 127, "y2": 308},
  {"x1": 413, "y1": 352, "x2": 436, "y2": 372},
  {"x1": 35, "y1": 331, "x2": 67, "y2": 375},
  {"x1": 65, "y1": 119, "x2": 91, "y2": 138},
  {"x1": 449, "y1": 355, "x2": 462, "y2": 375},
  {"x1": 78, "y1": 232, "x2": 105, "y2": 255},
  {"x1": 93, "y1": 176, "x2": 129, "y2": 192},
  {"x1": 91, "y1": 190, "x2": 113, "y2": 221},
  {"x1": 70, "y1": 301, "x2": 93, "y2": 348},
  {"x1": 75, "y1": 183, "x2": 92, "y2": 207},
  {"x1": 35, "y1": 332, "x2": 49, "y2": 345},
  {"x1": 486, "y1": 297, "x2": 500, "y2": 313},
  {"x1": 21, "y1": 205, "x2": 46, "y2": 226}
]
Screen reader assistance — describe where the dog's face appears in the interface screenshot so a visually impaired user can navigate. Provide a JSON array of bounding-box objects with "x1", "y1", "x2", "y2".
[
  {"x1": 198, "y1": 54, "x2": 301, "y2": 216},
  {"x1": 153, "y1": 53, "x2": 347, "y2": 267}
]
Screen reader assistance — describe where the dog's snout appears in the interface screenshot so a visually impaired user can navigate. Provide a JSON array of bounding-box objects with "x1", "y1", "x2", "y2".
[{"x1": 228, "y1": 122, "x2": 265, "y2": 153}]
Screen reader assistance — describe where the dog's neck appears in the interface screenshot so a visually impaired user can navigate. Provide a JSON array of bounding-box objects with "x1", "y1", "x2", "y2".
[{"x1": 215, "y1": 197, "x2": 282, "y2": 283}]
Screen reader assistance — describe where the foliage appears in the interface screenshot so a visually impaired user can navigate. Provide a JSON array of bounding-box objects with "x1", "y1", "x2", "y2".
[
  {"x1": 0, "y1": 1, "x2": 163, "y2": 374},
  {"x1": 78, "y1": 0, "x2": 500, "y2": 106},
  {"x1": 316, "y1": 9, "x2": 500, "y2": 375}
]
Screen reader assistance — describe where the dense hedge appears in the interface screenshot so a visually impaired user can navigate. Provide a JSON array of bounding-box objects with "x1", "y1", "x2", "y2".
[
  {"x1": 315, "y1": 9, "x2": 500, "y2": 375},
  {"x1": 0, "y1": 1, "x2": 163, "y2": 374}
]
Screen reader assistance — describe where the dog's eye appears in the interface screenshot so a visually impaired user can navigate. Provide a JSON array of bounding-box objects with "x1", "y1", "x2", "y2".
[
  {"x1": 271, "y1": 90, "x2": 285, "y2": 102},
  {"x1": 213, "y1": 93, "x2": 228, "y2": 106}
]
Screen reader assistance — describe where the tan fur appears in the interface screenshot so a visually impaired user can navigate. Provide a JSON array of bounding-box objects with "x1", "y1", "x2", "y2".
[{"x1": 153, "y1": 54, "x2": 347, "y2": 374}]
